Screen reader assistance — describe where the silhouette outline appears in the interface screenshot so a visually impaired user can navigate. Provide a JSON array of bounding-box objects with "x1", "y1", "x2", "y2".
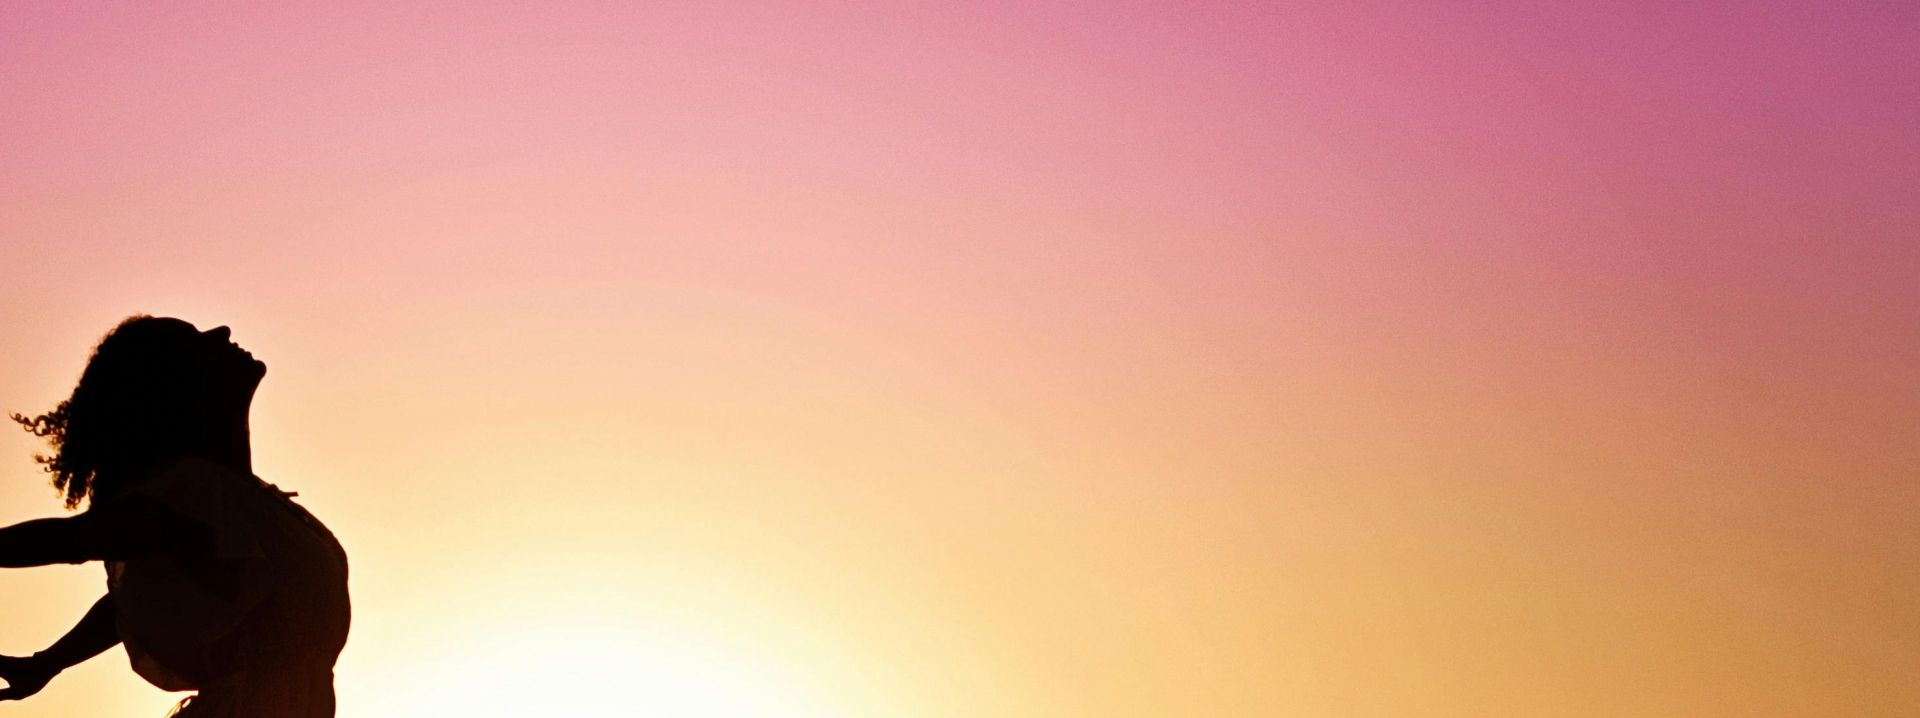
[{"x1": 0, "y1": 315, "x2": 349, "y2": 717}]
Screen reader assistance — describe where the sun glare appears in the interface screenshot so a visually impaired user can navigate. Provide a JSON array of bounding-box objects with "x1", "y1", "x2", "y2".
[{"x1": 367, "y1": 613, "x2": 841, "y2": 718}]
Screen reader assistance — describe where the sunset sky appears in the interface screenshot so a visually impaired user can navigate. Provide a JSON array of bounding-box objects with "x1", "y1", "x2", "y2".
[{"x1": 1, "y1": 2, "x2": 1916, "y2": 716}]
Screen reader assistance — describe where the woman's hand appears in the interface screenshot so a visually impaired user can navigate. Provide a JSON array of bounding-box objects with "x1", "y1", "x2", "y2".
[{"x1": 0, "y1": 654, "x2": 57, "y2": 701}]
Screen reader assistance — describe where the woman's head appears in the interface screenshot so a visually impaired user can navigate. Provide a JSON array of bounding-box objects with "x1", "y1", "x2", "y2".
[{"x1": 11, "y1": 315, "x2": 266, "y2": 509}]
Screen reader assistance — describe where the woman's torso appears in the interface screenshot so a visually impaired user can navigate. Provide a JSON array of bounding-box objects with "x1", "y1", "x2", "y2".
[{"x1": 104, "y1": 457, "x2": 350, "y2": 691}]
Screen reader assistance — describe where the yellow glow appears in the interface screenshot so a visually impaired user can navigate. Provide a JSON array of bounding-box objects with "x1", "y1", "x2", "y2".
[{"x1": 369, "y1": 609, "x2": 838, "y2": 718}]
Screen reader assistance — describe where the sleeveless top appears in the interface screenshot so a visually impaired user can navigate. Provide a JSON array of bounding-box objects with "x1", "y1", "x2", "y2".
[{"x1": 104, "y1": 457, "x2": 351, "y2": 692}]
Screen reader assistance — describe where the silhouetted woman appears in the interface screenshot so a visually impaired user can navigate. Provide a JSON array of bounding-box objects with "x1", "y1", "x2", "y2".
[{"x1": 0, "y1": 316, "x2": 349, "y2": 717}]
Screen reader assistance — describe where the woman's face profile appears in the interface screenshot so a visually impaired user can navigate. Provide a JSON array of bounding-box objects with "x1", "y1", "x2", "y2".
[{"x1": 145, "y1": 317, "x2": 267, "y2": 403}]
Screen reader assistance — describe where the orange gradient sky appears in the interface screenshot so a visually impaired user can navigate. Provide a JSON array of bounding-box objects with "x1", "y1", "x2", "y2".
[{"x1": 1, "y1": 2, "x2": 1916, "y2": 716}]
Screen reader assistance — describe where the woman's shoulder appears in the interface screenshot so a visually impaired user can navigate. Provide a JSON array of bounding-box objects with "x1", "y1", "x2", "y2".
[
  {"x1": 110, "y1": 457, "x2": 269, "y2": 562},
  {"x1": 157, "y1": 455, "x2": 249, "y2": 483},
  {"x1": 119, "y1": 456, "x2": 248, "y2": 500}
]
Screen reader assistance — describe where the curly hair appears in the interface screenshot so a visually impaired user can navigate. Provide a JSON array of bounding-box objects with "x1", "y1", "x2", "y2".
[{"x1": 11, "y1": 315, "x2": 216, "y2": 510}]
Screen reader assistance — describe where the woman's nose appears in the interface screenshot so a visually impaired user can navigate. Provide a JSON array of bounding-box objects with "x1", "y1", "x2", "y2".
[{"x1": 206, "y1": 326, "x2": 232, "y2": 342}]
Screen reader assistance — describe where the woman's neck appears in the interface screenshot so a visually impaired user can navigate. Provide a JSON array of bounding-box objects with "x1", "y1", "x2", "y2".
[{"x1": 201, "y1": 420, "x2": 254, "y2": 476}]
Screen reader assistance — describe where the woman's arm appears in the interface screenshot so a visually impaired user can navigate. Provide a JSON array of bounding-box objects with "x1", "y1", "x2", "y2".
[
  {"x1": 35, "y1": 593, "x2": 120, "y2": 669},
  {"x1": 0, "y1": 496, "x2": 209, "y2": 568},
  {"x1": 0, "y1": 515, "x2": 106, "y2": 567},
  {"x1": 0, "y1": 594, "x2": 119, "y2": 701}
]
